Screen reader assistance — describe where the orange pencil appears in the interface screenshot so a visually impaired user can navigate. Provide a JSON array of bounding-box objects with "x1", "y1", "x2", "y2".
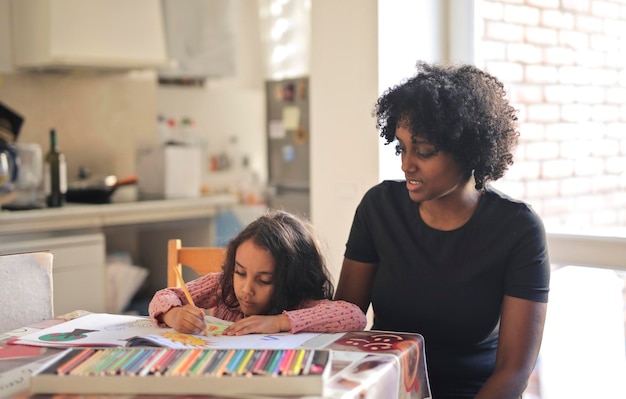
[
  {"x1": 173, "y1": 265, "x2": 208, "y2": 336},
  {"x1": 56, "y1": 348, "x2": 95, "y2": 375}
]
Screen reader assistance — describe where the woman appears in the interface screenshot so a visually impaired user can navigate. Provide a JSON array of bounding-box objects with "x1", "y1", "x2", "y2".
[{"x1": 335, "y1": 62, "x2": 550, "y2": 399}]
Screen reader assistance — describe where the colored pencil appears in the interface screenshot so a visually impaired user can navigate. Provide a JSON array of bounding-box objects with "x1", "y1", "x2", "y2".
[
  {"x1": 301, "y1": 349, "x2": 315, "y2": 375},
  {"x1": 162, "y1": 350, "x2": 188, "y2": 375},
  {"x1": 214, "y1": 349, "x2": 236, "y2": 376},
  {"x1": 267, "y1": 350, "x2": 285, "y2": 376},
  {"x1": 225, "y1": 349, "x2": 246, "y2": 374},
  {"x1": 152, "y1": 349, "x2": 179, "y2": 375},
  {"x1": 236, "y1": 349, "x2": 255, "y2": 375},
  {"x1": 70, "y1": 349, "x2": 106, "y2": 375},
  {"x1": 242, "y1": 350, "x2": 262, "y2": 375},
  {"x1": 278, "y1": 349, "x2": 296, "y2": 375},
  {"x1": 122, "y1": 349, "x2": 154, "y2": 375},
  {"x1": 56, "y1": 349, "x2": 95, "y2": 375},
  {"x1": 172, "y1": 265, "x2": 208, "y2": 336},
  {"x1": 189, "y1": 349, "x2": 215, "y2": 375},
  {"x1": 172, "y1": 349, "x2": 203, "y2": 376},
  {"x1": 204, "y1": 348, "x2": 228, "y2": 375},
  {"x1": 290, "y1": 349, "x2": 307, "y2": 376},
  {"x1": 139, "y1": 349, "x2": 170, "y2": 376},
  {"x1": 104, "y1": 349, "x2": 136, "y2": 375},
  {"x1": 251, "y1": 349, "x2": 270, "y2": 375}
]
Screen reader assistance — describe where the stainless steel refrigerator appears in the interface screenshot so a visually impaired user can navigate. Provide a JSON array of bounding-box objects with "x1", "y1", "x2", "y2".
[{"x1": 265, "y1": 77, "x2": 310, "y2": 219}]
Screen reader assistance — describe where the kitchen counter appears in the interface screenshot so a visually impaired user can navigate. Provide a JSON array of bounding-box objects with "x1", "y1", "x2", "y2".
[
  {"x1": 0, "y1": 194, "x2": 239, "y2": 235},
  {"x1": 0, "y1": 194, "x2": 240, "y2": 316}
]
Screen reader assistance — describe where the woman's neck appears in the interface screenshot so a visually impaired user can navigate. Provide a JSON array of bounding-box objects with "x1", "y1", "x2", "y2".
[{"x1": 419, "y1": 182, "x2": 482, "y2": 231}]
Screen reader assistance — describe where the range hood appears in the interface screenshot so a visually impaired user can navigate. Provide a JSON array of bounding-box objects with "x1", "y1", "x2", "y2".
[{"x1": 10, "y1": 0, "x2": 172, "y2": 71}]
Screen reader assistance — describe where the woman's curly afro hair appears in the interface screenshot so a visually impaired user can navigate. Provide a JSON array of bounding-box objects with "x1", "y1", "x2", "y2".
[{"x1": 374, "y1": 61, "x2": 519, "y2": 190}]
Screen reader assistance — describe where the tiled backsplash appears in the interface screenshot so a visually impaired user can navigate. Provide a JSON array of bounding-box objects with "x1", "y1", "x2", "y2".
[{"x1": 0, "y1": 71, "x2": 159, "y2": 180}]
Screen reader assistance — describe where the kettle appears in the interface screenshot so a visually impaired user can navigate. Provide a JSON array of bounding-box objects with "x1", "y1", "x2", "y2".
[
  {"x1": 7, "y1": 143, "x2": 43, "y2": 209},
  {"x1": 0, "y1": 145, "x2": 18, "y2": 187}
]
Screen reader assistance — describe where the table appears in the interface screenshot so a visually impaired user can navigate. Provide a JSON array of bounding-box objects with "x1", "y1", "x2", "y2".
[{"x1": 0, "y1": 312, "x2": 431, "y2": 399}]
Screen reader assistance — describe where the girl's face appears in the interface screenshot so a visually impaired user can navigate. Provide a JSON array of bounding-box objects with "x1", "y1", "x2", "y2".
[
  {"x1": 395, "y1": 125, "x2": 466, "y2": 203},
  {"x1": 233, "y1": 238, "x2": 275, "y2": 316}
]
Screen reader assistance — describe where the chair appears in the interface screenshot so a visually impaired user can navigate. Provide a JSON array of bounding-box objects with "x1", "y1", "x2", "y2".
[
  {"x1": 167, "y1": 239, "x2": 226, "y2": 288},
  {"x1": 0, "y1": 251, "x2": 54, "y2": 333}
]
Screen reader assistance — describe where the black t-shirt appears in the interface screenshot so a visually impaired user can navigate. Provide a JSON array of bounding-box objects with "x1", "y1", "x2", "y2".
[{"x1": 345, "y1": 181, "x2": 550, "y2": 398}]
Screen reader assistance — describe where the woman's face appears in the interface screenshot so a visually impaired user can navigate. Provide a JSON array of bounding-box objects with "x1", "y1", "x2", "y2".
[
  {"x1": 396, "y1": 125, "x2": 466, "y2": 203},
  {"x1": 233, "y1": 238, "x2": 275, "y2": 316}
]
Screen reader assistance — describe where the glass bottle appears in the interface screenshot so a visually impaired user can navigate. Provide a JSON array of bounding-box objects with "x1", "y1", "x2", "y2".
[{"x1": 43, "y1": 128, "x2": 67, "y2": 207}]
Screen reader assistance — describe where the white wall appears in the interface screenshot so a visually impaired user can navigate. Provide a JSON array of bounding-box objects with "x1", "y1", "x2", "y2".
[
  {"x1": 157, "y1": 0, "x2": 267, "y2": 183},
  {"x1": 309, "y1": 0, "x2": 380, "y2": 281}
]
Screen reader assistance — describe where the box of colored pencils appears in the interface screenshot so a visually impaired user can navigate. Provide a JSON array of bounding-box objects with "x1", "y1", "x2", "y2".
[{"x1": 30, "y1": 347, "x2": 331, "y2": 396}]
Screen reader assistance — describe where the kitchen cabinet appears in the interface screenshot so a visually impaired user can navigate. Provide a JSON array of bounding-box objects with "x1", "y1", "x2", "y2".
[
  {"x1": 10, "y1": 0, "x2": 170, "y2": 71},
  {"x1": 159, "y1": 0, "x2": 236, "y2": 79},
  {"x1": 0, "y1": 233, "x2": 106, "y2": 316},
  {"x1": 0, "y1": 195, "x2": 238, "y2": 315}
]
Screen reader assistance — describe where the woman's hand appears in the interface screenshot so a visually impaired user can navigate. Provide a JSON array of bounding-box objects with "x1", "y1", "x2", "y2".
[
  {"x1": 161, "y1": 304, "x2": 206, "y2": 334},
  {"x1": 222, "y1": 314, "x2": 291, "y2": 336}
]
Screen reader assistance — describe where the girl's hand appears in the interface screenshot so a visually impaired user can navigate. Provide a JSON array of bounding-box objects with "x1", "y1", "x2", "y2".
[
  {"x1": 162, "y1": 304, "x2": 206, "y2": 334},
  {"x1": 222, "y1": 314, "x2": 291, "y2": 336}
]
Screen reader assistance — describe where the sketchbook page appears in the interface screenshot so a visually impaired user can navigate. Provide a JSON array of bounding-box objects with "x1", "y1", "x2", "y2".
[
  {"x1": 12, "y1": 313, "x2": 165, "y2": 348},
  {"x1": 126, "y1": 330, "x2": 320, "y2": 350},
  {"x1": 13, "y1": 312, "x2": 324, "y2": 351}
]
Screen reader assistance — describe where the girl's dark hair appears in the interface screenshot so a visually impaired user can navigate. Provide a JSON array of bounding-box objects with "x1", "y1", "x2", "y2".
[
  {"x1": 374, "y1": 61, "x2": 519, "y2": 190},
  {"x1": 219, "y1": 209, "x2": 334, "y2": 314}
]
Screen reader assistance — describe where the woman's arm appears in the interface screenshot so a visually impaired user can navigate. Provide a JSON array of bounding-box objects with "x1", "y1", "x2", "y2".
[
  {"x1": 475, "y1": 295, "x2": 547, "y2": 399},
  {"x1": 334, "y1": 258, "x2": 377, "y2": 314}
]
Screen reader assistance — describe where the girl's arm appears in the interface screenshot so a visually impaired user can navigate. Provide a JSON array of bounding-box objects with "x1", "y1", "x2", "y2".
[
  {"x1": 148, "y1": 272, "x2": 223, "y2": 327},
  {"x1": 221, "y1": 298, "x2": 366, "y2": 335},
  {"x1": 475, "y1": 295, "x2": 547, "y2": 399},
  {"x1": 284, "y1": 298, "x2": 367, "y2": 333},
  {"x1": 281, "y1": 257, "x2": 376, "y2": 333}
]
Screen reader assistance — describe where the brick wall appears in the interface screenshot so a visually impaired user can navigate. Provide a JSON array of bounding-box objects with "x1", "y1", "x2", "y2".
[{"x1": 476, "y1": 0, "x2": 626, "y2": 229}]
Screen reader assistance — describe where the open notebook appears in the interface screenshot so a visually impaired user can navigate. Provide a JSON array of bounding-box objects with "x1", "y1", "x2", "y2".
[{"x1": 13, "y1": 313, "x2": 322, "y2": 350}]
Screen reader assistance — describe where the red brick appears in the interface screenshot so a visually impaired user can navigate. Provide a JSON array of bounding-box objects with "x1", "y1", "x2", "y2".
[
  {"x1": 561, "y1": 139, "x2": 593, "y2": 158},
  {"x1": 576, "y1": 86, "x2": 606, "y2": 104},
  {"x1": 504, "y1": 5, "x2": 541, "y2": 24},
  {"x1": 527, "y1": 141, "x2": 561, "y2": 160},
  {"x1": 575, "y1": 15, "x2": 604, "y2": 33},
  {"x1": 561, "y1": 0, "x2": 591, "y2": 13},
  {"x1": 562, "y1": 104, "x2": 592, "y2": 122},
  {"x1": 591, "y1": 105, "x2": 620, "y2": 122},
  {"x1": 485, "y1": 21, "x2": 524, "y2": 42},
  {"x1": 558, "y1": 66, "x2": 592, "y2": 84},
  {"x1": 559, "y1": 30, "x2": 590, "y2": 49},
  {"x1": 544, "y1": 85, "x2": 577, "y2": 103},
  {"x1": 508, "y1": 43, "x2": 544, "y2": 63},
  {"x1": 544, "y1": 47, "x2": 576, "y2": 65},
  {"x1": 525, "y1": 65, "x2": 558, "y2": 83},
  {"x1": 591, "y1": 1, "x2": 621, "y2": 18},
  {"x1": 542, "y1": 9, "x2": 575, "y2": 29},
  {"x1": 590, "y1": 138, "x2": 621, "y2": 157},
  {"x1": 573, "y1": 156, "x2": 605, "y2": 176},
  {"x1": 560, "y1": 176, "x2": 593, "y2": 195},
  {"x1": 527, "y1": 103, "x2": 561, "y2": 122},
  {"x1": 542, "y1": 159, "x2": 576, "y2": 177}
]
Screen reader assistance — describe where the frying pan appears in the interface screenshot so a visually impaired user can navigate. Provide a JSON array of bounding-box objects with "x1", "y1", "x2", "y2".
[{"x1": 66, "y1": 175, "x2": 138, "y2": 204}]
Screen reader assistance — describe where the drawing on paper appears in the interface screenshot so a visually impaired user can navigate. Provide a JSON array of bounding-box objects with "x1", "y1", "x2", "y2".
[{"x1": 39, "y1": 328, "x2": 97, "y2": 342}]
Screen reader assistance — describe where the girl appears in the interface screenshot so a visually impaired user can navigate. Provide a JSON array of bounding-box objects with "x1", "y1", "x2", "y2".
[{"x1": 149, "y1": 209, "x2": 366, "y2": 335}]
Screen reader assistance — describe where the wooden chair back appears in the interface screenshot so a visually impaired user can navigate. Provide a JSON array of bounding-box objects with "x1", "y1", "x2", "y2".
[{"x1": 167, "y1": 239, "x2": 226, "y2": 288}]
